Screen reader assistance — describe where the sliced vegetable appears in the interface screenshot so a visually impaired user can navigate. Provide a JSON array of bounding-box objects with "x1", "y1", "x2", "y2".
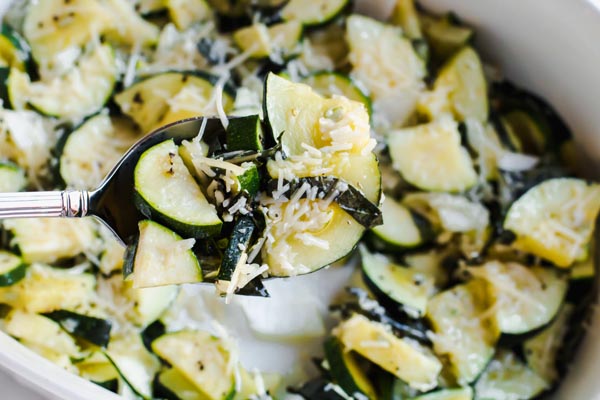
[
  {"x1": 0, "y1": 250, "x2": 26, "y2": 287},
  {"x1": 411, "y1": 387, "x2": 473, "y2": 400},
  {"x1": 280, "y1": 0, "x2": 349, "y2": 27},
  {"x1": 468, "y1": 261, "x2": 568, "y2": 334},
  {"x1": 427, "y1": 280, "x2": 498, "y2": 385},
  {"x1": 165, "y1": 0, "x2": 212, "y2": 30},
  {"x1": 152, "y1": 330, "x2": 236, "y2": 400},
  {"x1": 0, "y1": 24, "x2": 30, "y2": 72},
  {"x1": 226, "y1": 115, "x2": 263, "y2": 152},
  {"x1": 474, "y1": 350, "x2": 548, "y2": 400},
  {"x1": 155, "y1": 368, "x2": 206, "y2": 400},
  {"x1": 420, "y1": 13, "x2": 474, "y2": 61},
  {"x1": 0, "y1": 161, "x2": 26, "y2": 192},
  {"x1": 369, "y1": 196, "x2": 433, "y2": 251},
  {"x1": 3, "y1": 218, "x2": 97, "y2": 263},
  {"x1": 336, "y1": 314, "x2": 442, "y2": 391},
  {"x1": 302, "y1": 71, "x2": 371, "y2": 114},
  {"x1": 132, "y1": 220, "x2": 202, "y2": 288},
  {"x1": 504, "y1": 178, "x2": 600, "y2": 267},
  {"x1": 419, "y1": 47, "x2": 488, "y2": 122},
  {"x1": 390, "y1": 0, "x2": 423, "y2": 39},
  {"x1": 523, "y1": 303, "x2": 574, "y2": 386},
  {"x1": 102, "y1": 0, "x2": 160, "y2": 46},
  {"x1": 134, "y1": 140, "x2": 222, "y2": 238},
  {"x1": 217, "y1": 216, "x2": 256, "y2": 284},
  {"x1": 323, "y1": 336, "x2": 377, "y2": 400},
  {"x1": 387, "y1": 117, "x2": 477, "y2": 192},
  {"x1": 114, "y1": 72, "x2": 233, "y2": 133},
  {"x1": 346, "y1": 14, "x2": 425, "y2": 126},
  {"x1": 43, "y1": 310, "x2": 112, "y2": 348},
  {"x1": 233, "y1": 21, "x2": 303, "y2": 60},
  {"x1": 571, "y1": 254, "x2": 595, "y2": 281},
  {"x1": 8, "y1": 44, "x2": 117, "y2": 120},
  {"x1": 126, "y1": 284, "x2": 179, "y2": 327},
  {"x1": 360, "y1": 246, "x2": 430, "y2": 317},
  {"x1": 76, "y1": 353, "x2": 119, "y2": 392}
]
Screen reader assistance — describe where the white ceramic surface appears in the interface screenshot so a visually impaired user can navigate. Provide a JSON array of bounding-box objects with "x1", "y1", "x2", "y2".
[{"x1": 2, "y1": 1, "x2": 600, "y2": 399}]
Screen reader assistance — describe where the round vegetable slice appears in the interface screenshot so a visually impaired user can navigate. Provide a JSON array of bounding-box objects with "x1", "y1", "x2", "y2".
[
  {"x1": 280, "y1": 0, "x2": 349, "y2": 27},
  {"x1": 504, "y1": 178, "x2": 600, "y2": 267},
  {"x1": 0, "y1": 250, "x2": 26, "y2": 287}
]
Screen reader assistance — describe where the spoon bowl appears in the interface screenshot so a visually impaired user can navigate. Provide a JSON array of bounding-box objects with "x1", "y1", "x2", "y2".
[{"x1": 0, "y1": 117, "x2": 224, "y2": 245}]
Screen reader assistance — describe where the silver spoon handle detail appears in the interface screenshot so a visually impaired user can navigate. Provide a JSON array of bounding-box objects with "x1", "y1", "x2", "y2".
[{"x1": 0, "y1": 191, "x2": 90, "y2": 219}]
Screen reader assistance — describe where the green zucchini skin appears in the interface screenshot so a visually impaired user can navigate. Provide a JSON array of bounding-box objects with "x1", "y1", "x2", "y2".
[
  {"x1": 323, "y1": 336, "x2": 375, "y2": 399},
  {"x1": 0, "y1": 250, "x2": 26, "y2": 287},
  {"x1": 226, "y1": 114, "x2": 264, "y2": 152},
  {"x1": 265, "y1": 176, "x2": 383, "y2": 229},
  {"x1": 43, "y1": 310, "x2": 112, "y2": 348},
  {"x1": 291, "y1": 378, "x2": 349, "y2": 400},
  {"x1": 93, "y1": 379, "x2": 119, "y2": 393},
  {"x1": 141, "y1": 320, "x2": 166, "y2": 353},
  {"x1": 302, "y1": 71, "x2": 372, "y2": 116},
  {"x1": 217, "y1": 216, "x2": 256, "y2": 282}
]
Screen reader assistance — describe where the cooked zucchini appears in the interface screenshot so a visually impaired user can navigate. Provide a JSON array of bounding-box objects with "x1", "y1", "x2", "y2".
[
  {"x1": 76, "y1": 353, "x2": 119, "y2": 392},
  {"x1": 369, "y1": 196, "x2": 433, "y2": 251},
  {"x1": 0, "y1": 250, "x2": 26, "y2": 287},
  {"x1": 134, "y1": 139, "x2": 222, "y2": 238},
  {"x1": 226, "y1": 114, "x2": 263, "y2": 152},
  {"x1": 302, "y1": 72, "x2": 371, "y2": 114},
  {"x1": 3, "y1": 218, "x2": 97, "y2": 263},
  {"x1": 0, "y1": 161, "x2": 26, "y2": 192},
  {"x1": 336, "y1": 314, "x2": 442, "y2": 391},
  {"x1": 8, "y1": 44, "x2": 117, "y2": 120},
  {"x1": 468, "y1": 261, "x2": 568, "y2": 334},
  {"x1": 125, "y1": 283, "x2": 179, "y2": 327},
  {"x1": 387, "y1": 117, "x2": 477, "y2": 192},
  {"x1": 132, "y1": 220, "x2": 203, "y2": 288},
  {"x1": 390, "y1": 0, "x2": 423, "y2": 39},
  {"x1": 165, "y1": 0, "x2": 212, "y2": 30},
  {"x1": 360, "y1": 246, "x2": 431, "y2": 317},
  {"x1": 23, "y1": 0, "x2": 112, "y2": 62},
  {"x1": 102, "y1": 0, "x2": 160, "y2": 46},
  {"x1": 419, "y1": 47, "x2": 487, "y2": 122},
  {"x1": 323, "y1": 336, "x2": 377, "y2": 400},
  {"x1": 57, "y1": 114, "x2": 138, "y2": 190},
  {"x1": 346, "y1": 14, "x2": 425, "y2": 126},
  {"x1": 155, "y1": 368, "x2": 206, "y2": 400},
  {"x1": 4, "y1": 310, "x2": 82, "y2": 358},
  {"x1": 427, "y1": 280, "x2": 499, "y2": 385},
  {"x1": 43, "y1": 310, "x2": 112, "y2": 348},
  {"x1": 0, "y1": 24, "x2": 30, "y2": 72},
  {"x1": 152, "y1": 330, "x2": 236, "y2": 400},
  {"x1": 132, "y1": 0, "x2": 166, "y2": 15},
  {"x1": 280, "y1": 0, "x2": 349, "y2": 27},
  {"x1": 523, "y1": 303, "x2": 574, "y2": 386},
  {"x1": 217, "y1": 216, "x2": 256, "y2": 287},
  {"x1": 474, "y1": 350, "x2": 548, "y2": 400},
  {"x1": 411, "y1": 387, "x2": 473, "y2": 400},
  {"x1": 233, "y1": 21, "x2": 303, "y2": 60},
  {"x1": 504, "y1": 178, "x2": 600, "y2": 267},
  {"x1": 571, "y1": 254, "x2": 595, "y2": 281},
  {"x1": 420, "y1": 13, "x2": 474, "y2": 61},
  {"x1": 263, "y1": 73, "x2": 380, "y2": 276},
  {"x1": 115, "y1": 72, "x2": 234, "y2": 133}
]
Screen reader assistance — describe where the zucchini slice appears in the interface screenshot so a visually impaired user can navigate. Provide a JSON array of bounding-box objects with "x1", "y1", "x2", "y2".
[
  {"x1": 123, "y1": 281, "x2": 180, "y2": 327},
  {"x1": 467, "y1": 261, "x2": 568, "y2": 334},
  {"x1": 280, "y1": 0, "x2": 349, "y2": 27},
  {"x1": 420, "y1": 13, "x2": 474, "y2": 61},
  {"x1": 8, "y1": 44, "x2": 117, "y2": 120},
  {"x1": 474, "y1": 350, "x2": 548, "y2": 400},
  {"x1": 387, "y1": 118, "x2": 477, "y2": 192},
  {"x1": 0, "y1": 250, "x2": 26, "y2": 287},
  {"x1": 504, "y1": 178, "x2": 600, "y2": 267},
  {"x1": 419, "y1": 47, "x2": 488, "y2": 122},
  {"x1": 0, "y1": 24, "x2": 30, "y2": 72},
  {"x1": 155, "y1": 368, "x2": 206, "y2": 400},
  {"x1": 302, "y1": 72, "x2": 371, "y2": 115},
  {"x1": 571, "y1": 254, "x2": 595, "y2": 281},
  {"x1": 411, "y1": 387, "x2": 473, "y2": 400},
  {"x1": 390, "y1": 0, "x2": 423, "y2": 39},
  {"x1": 165, "y1": 0, "x2": 211, "y2": 30},
  {"x1": 23, "y1": 0, "x2": 112, "y2": 62},
  {"x1": 233, "y1": 21, "x2": 303, "y2": 60},
  {"x1": 346, "y1": 15, "x2": 425, "y2": 126},
  {"x1": 226, "y1": 114, "x2": 263, "y2": 152},
  {"x1": 76, "y1": 353, "x2": 119, "y2": 392},
  {"x1": 3, "y1": 218, "x2": 97, "y2": 263},
  {"x1": 132, "y1": 0, "x2": 166, "y2": 15},
  {"x1": 427, "y1": 280, "x2": 499, "y2": 385},
  {"x1": 216, "y1": 216, "x2": 256, "y2": 288},
  {"x1": 263, "y1": 74, "x2": 380, "y2": 276},
  {"x1": 324, "y1": 337, "x2": 377, "y2": 400},
  {"x1": 4, "y1": 310, "x2": 83, "y2": 358},
  {"x1": 369, "y1": 196, "x2": 432, "y2": 251},
  {"x1": 58, "y1": 114, "x2": 138, "y2": 190},
  {"x1": 360, "y1": 246, "x2": 431, "y2": 317},
  {"x1": 151, "y1": 330, "x2": 236, "y2": 400},
  {"x1": 101, "y1": 0, "x2": 160, "y2": 46},
  {"x1": 336, "y1": 314, "x2": 442, "y2": 391},
  {"x1": 134, "y1": 140, "x2": 222, "y2": 238},
  {"x1": 12, "y1": 265, "x2": 96, "y2": 314},
  {"x1": 132, "y1": 220, "x2": 203, "y2": 288},
  {"x1": 114, "y1": 72, "x2": 233, "y2": 133},
  {"x1": 523, "y1": 303, "x2": 574, "y2": 386},
  {"x1": 43, "y1": 310, "x2": 112, "y2": 348},
  {"x1": 0, "y1": 161, "x2": 26, "y2": 192}
]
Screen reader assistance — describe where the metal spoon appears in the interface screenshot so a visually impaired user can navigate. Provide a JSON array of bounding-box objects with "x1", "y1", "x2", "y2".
[{"x1": 0, "y1": 117, "x2": 222, "y2": 245}]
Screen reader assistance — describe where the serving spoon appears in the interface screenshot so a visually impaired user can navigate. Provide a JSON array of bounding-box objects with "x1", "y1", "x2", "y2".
[{"x1": 0, "y1": 117, "x2": 222, "y2": 246}]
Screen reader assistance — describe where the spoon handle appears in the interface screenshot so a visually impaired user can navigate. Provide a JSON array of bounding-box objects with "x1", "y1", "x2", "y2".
[{"x1": 0, "y1": 191, "x2": 90, "y2": 219}]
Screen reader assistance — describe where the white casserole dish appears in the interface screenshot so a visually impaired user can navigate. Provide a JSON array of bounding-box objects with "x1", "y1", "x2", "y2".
[{"x1": 1, "y1": 0, "x2": 600, "y2": 398}]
